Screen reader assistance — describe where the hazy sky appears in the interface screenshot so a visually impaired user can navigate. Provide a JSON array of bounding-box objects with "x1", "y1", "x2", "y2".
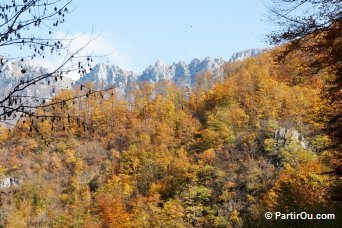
[{"x1": 57, "y1": 0, "x2": 275, "y2": 73}]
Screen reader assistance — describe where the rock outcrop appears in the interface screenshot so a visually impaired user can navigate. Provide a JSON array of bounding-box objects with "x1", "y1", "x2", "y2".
[
  {"x1": 274, "y1": 128, "x2": 309, "y2": 150},
  {"x1": 0, "y1": 177, "x2": 20, "y2": 190}
]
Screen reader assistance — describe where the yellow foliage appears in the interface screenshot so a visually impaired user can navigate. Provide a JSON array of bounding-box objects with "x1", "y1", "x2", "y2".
[
  {"x1": 65, "y1": 149, "x2": 77, "y2": 164},
  {"x1": 199, "y1": 148, "x2": 216, "y2": 165},
  {"x1": 0, "y1": 125, "x2": 8, "y2": 144},
  {"x1": 0, "y1": 45, "x2": 337, "y2": 227},
  {"x1": 263, "y1": 151, "x2": 330, "y2": 210},
  {"x1": 229, "y1": 209, "x2": 242, "y2": 226},
  {"x1": 97, "y1": 193, "x2": 132, "y2": 227}
]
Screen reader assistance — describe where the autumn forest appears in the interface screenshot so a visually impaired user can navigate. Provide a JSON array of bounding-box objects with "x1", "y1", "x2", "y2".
[{"x1": 0, "y1": 0, "x2": 341, "y2": 227}]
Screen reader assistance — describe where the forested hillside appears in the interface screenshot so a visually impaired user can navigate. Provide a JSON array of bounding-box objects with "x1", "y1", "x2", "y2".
[{"x1": 0, "y1": 48, "x2": 340, "y2": 227}]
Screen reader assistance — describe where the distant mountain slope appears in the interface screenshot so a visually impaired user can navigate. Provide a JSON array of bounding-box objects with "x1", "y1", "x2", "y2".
[
  {"x1": 0, "y1": 60, "x2": 74, "y2": 126},
  {"x1": 75, "y1": 49, "x2": 263, "y2": 91},
  {"x1": 138, "y1": 57, "x2": 225, "y2": 87},
  {"x1": 229, "y1": 48, "x2": 264, "y2": 62},
  {"x1": 0, "y1": 49, "x2": 263, "y2": 100},
  {"x1": 0, "y1": 60, "x2": 73, "y2": 99},
  {"x1": 75, "y1": 63, "x2": 137, "y2": 96},
  {"x1": 73, "y1": 57, "x2": 225, "y2": 97}
]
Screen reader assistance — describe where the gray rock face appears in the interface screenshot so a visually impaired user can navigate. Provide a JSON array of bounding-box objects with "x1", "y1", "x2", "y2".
[
  {"x1": 0, "y1": 177, "x2": 20, "y2": 190},
  {"x1": 0, "y1": 49, "x2": 263, "y2": 107},
  {"x1": 0, "y1": 60, "x2": 74, "y2": 126},
  {"x1": 74, "y1": 57, "x2": 226, "y2": 98},
  {"x1": 1, "y1": 49, "x2": 262, "y2": 100},
  {"x1": 1, "y1": 48, "x2": 263, "y2": 98},
  {"x1": 274, "y1": 128, "x2": 309, "y2": 149},
  {"x1": 139, "y1": 57, "x2": 225, "y2": 87},
  {"x1": 0, "y1": 60, "x2": 73, "y2": 100},
  {"x1": 76, "y1": 63, "x2": 137, "y2": 89},
  {"x1": 74, "y1": 63, "x2": 138, "y2": 99},
  {"x1": 229, "y1": 49, "x2": 264, "y2": 62},
  {"x1": 75, "y1": 49, "x2": 262, "y2": 92}
]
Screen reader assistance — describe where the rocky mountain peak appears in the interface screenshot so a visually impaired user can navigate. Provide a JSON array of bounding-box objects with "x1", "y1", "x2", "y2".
[
  {"x1": 0, "y1": 49, "x2": 264, "y2": 102},
  {"x1": 0, "y1": 60, "x2": 73, "y2": 99},
  {"x1": 229, "y1": 48, "x2": 264, "y2": 62}
]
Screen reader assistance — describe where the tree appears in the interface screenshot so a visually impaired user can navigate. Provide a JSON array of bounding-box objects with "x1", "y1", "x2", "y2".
[
  {"x1": 268, "y1": 0, "x2": 341, "y2": 74},
  {"x1": 268, "y1": 0, "x2": 341, "y2": 164},
  {"x1": 0, "y1": 0, "x2": 106, "y2": 132}
]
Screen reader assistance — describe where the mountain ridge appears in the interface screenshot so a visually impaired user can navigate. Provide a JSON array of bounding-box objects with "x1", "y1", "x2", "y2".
[{"x1": 0, "y1": 49, "x2": 263, "y2": 98}]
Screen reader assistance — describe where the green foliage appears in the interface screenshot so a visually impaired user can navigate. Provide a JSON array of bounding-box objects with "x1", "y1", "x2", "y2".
[
  {"x1": 55, "y1": 141, "x2": 67, "y2": 153},
  {"x1": 264, "y1": 138, "x2": 275, "y2": 154},
  {"x1": 180, "y1": 185, "x2": 214, "y2": 226},
  {"x1": 0, "y1": 166, "x2": 7, "y2": 177}
]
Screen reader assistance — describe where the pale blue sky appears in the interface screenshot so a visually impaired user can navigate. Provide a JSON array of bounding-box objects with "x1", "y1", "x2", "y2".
[{"x1": 58, "y1": 0, "x2": 275, "y2": 72}]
